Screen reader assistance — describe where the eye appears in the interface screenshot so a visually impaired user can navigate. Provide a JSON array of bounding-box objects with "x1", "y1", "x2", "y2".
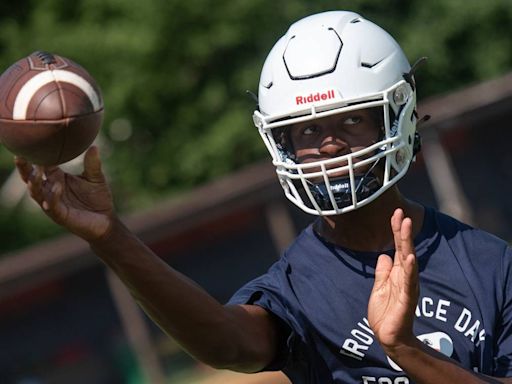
[
  {"x1": 302, "y1": 125, "x2": 319, "y2": 135},
  {"x1": 343, "y1": 116, "x2": 362, "y2": 125}
]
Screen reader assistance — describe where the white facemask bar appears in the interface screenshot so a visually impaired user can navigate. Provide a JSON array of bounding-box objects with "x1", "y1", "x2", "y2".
[
  {"x1": 280, "y1": 139, "x2": 407, "y2": 215},
  {"x1": 254, "y1": 80, "x2": 415, "y2": 215}
]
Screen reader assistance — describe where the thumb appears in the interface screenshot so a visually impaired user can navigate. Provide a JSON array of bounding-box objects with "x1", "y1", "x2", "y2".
[
  {"x1": 373, "y1": 254, "x2": 393, "y2": 290},
  {"x1": 83, "y1": 146, "x2": 105, "y2": 183}
]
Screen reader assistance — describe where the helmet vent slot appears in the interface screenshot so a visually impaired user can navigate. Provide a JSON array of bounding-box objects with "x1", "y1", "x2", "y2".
[{"x1": 361, "y1": 59, "x2": 383, "y2": 69}]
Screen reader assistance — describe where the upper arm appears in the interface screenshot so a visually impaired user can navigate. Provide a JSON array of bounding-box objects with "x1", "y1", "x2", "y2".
[{"x1": 223, "y1": 303, "x2": 284, "y2": 373}]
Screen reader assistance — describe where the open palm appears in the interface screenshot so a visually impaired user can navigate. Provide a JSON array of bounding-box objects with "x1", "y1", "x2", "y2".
[{"x1": 368, "y1": 209, "x2": 419, "y2": 349}]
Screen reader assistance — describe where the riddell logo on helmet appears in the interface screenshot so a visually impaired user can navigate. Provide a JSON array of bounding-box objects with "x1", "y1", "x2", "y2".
[{"x1": 296, "y1": 90, "x2": 336, "y2": 105}]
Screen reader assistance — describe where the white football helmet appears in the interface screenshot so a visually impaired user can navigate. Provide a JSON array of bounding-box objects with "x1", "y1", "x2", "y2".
[{"x1": 253, "y1": 11, "x2": 419, "y2": 215}]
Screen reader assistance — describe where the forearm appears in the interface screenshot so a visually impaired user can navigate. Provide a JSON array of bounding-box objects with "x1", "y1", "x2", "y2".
[
  {"x1": 384, "y1": 338, "x2": 512, "y2": 384},
  {"x1": 90, "y1": 217, "x2": 274, "y2": 371}
]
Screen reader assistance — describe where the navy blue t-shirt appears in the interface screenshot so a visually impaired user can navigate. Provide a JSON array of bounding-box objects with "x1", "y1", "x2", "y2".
[{"x1": 228, "y1": 207, "x2": 512, "y2": 383}]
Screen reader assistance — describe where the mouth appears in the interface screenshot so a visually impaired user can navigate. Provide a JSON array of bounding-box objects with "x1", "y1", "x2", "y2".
[
  {"x1": 298, "y1": 156, "x2": 376, "y2": 183},
  {"x1": 307, "y1": 173, "x2": 382, "y2": 210}
]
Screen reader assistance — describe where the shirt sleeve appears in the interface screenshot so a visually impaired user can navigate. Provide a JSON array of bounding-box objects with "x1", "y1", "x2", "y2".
[
  {"x1": 494, "y1": 246, "x2": 512, "y2": 376},
  {"x1": 227, "y1": 259, "x2": 300, "y2": 371}
]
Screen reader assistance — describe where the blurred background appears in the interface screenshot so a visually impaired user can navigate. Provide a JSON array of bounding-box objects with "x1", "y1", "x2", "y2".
[{"x1": 0, "y1": 0, "x2": 511, "y2": 383}]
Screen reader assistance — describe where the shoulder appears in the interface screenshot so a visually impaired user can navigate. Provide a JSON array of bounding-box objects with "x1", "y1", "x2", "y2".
[
  {"x1": 427, "y1": 208, "x2": 511, "y2": 283},
  {"x1": 429, "y1": 207, "x2": 508, "y2": 252},
  {"x1": 424, "y1": 208, "x2": 512, "y2": 313}
]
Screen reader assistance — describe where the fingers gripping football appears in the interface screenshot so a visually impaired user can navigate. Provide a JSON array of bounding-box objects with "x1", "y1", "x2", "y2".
[
  {"x1": 14, "y1": 146, "x2": 115, "y2": 241},
  {"x1": 82, "y1": 146, "x2": 102, "y2": 180},
  {"x1": 15, "y1": 158, "x2": 65, "y2": 221}
]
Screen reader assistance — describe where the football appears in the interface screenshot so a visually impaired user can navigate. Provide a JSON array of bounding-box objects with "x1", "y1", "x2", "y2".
[{"x1": 0, "y1": 51, "x2": 103, "y2": 165}]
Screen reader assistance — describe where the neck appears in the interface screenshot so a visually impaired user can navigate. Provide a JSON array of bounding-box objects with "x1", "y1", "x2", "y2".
[{"x1": 313, "y1": 187, "x2": 424, "y2": 252}]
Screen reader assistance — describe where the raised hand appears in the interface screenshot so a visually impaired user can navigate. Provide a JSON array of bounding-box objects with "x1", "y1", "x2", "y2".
[
  {"x1": 368, "y1": 208, "x2": 419, "y2": 350},
  {"x1": 15, "y1": 146, "x2": 115, "y2": 242}
]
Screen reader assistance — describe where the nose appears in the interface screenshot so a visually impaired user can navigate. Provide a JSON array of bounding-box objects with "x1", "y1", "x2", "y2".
[{"x1": 318, "y1": 131, "x2": 350, "y2": 157}]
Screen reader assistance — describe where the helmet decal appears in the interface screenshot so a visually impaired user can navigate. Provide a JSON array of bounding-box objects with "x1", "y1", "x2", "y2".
[{"x1": 295, "y1": 89, "x2": 338, "y2": 106}]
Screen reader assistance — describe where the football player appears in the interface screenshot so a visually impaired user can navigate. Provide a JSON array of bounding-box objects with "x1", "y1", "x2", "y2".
[{"x1": 16, "y1": 10, "x2": 512, "y2": 384}]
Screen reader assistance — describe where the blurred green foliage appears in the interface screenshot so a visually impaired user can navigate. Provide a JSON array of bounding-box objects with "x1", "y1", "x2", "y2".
[{"x1": 0, "y1": 0, "x2": 511, "y2": 252}]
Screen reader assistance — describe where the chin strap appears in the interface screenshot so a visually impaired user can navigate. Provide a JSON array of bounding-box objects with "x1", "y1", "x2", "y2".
[
  {"x1": 310, "y1": 174, "x2": 381, "y2": 210},
  {"x1": 413, "y1": 131, "x2": 422, "y2": 156},
  {"x1": 246, "y1": 90, "x2": 259, "y2": 112},
  {"x1": 307, "y1": 157, "x2": 382, "y2": 210},
  {"x1": 403, "y1": 57, "x2": 428, "y2": 90},
  {"x1": 403, "y1": 57, "x2": 429, "y2": 158},
  {"x1": 412, "y1": 102, "x2": 431, "y2": 157}
]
